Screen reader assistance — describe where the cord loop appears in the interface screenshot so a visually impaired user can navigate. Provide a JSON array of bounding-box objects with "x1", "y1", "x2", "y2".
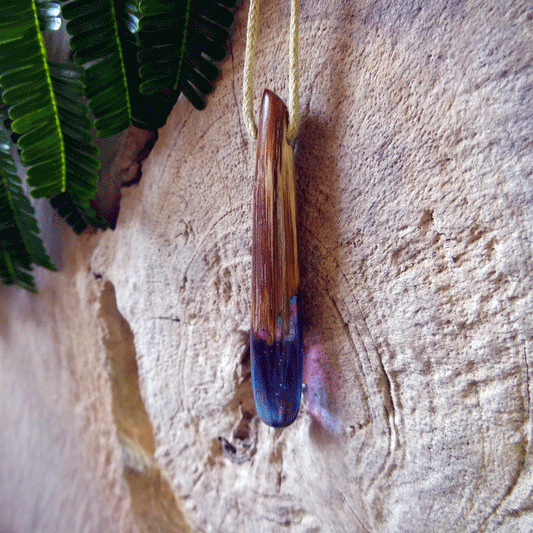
[{"x1": 242, "y1": 0, "x2": 300, "y2": 143}]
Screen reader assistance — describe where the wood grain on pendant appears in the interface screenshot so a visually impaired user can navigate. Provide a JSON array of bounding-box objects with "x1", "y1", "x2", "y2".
[{"x1": 251, "y1": 90, "x2": 303, "y2": 428}]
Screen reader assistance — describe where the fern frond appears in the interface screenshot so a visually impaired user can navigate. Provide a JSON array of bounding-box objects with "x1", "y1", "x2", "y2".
[
  {"x1": 63, "y1": 0, "x2": 141, "y2": 136},
  {"x1": 48, "y1": 61, "x2": 101, "y2": 198},
  {"x1": 45, "y1": 62, "x2": 109, "y2": 233},
  {"x1": 49, "y1": 191, "x2": 109, "y2": 235},
  {"x1": 0, "y1": 0, "x2": 100, "y2": 201},
  {"x1": 137, "y1": 0, "x2": 238, "y2": 110},
  {"x1": 0, "y1": 110, "x2": 55, "y2": 293},
  {"x1": 63, "y1": 0, "x2": 175, "y2": 134}
]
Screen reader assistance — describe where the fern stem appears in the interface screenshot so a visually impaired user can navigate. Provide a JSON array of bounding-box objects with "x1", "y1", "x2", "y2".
[
  {"x1": 173, "y1": 0, "x2": 193, "y2": 91},
  {"x1": 110, "y1": 0, "x2": 132, "y2": 122},
  {"x1": 30, "y1": 0, "x2": 66, "y2": 192}
]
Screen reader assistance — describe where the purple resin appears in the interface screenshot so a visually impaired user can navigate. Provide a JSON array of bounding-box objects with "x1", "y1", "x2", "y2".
[
  {"x1": 302, "y1": 336, "x2": 343, "y2": 435},
  {"x1": 251, "y1": 295, "x2": 303, "y2": 427}
]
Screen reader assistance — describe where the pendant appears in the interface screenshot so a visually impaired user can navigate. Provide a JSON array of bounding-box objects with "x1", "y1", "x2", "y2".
[{"x1": 251, "y1": 89, "x2": 303, "y2": 427}]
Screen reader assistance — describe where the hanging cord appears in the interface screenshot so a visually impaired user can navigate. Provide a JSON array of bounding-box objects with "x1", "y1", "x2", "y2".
[
  {"x1": 287, "y1": 0, "x2": 300, "y2": 142},
  {"x1": 242, "y1": 0, "x2": 300, "y2": 143}
]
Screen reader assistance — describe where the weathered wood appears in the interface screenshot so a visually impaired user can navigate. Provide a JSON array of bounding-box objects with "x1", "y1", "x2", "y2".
[
  {"x1": 1, "y1": 1, "x2": 533, "y2": 532},
  {"x1": 95, "y1": 1, "x2": 533, "y2": 528}
]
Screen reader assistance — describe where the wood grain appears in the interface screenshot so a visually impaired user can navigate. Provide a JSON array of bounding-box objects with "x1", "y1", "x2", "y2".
[
  {"x1": 251, "y1": 89, "x2": 299, "y2": 344},
  {"x1": 3, "y1": 1, "x2": 533, "y2": 531}
]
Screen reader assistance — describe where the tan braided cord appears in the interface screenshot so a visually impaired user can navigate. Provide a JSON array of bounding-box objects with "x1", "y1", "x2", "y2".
[{"x1": 242, "y1": 0, "x2": 300, "y2": 143}]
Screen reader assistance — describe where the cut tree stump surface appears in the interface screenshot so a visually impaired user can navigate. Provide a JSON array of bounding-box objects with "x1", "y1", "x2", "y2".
[{"x1": 1, "y1": 1, "x2": 533, "y2": 532}]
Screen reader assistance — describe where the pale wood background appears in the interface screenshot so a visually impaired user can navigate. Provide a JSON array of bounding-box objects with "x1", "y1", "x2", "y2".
[{"x1": 1, "y1": 1, "x2": 532, "y2": 532}]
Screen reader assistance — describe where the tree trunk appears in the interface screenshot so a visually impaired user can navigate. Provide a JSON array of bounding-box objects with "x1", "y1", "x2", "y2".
[{"x1": 1, "y1": 1, "x2": 532, "y2": 532}]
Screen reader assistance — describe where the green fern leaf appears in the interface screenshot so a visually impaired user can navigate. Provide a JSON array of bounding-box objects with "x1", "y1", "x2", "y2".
[
  {"x1": 63, "y1": 0, "x2": 175, "y2": 134},
  {"x1": 0, "y1": 114, "x2": 56, "y2": 293},
  {"x1": 137, "y1": 0, "x2": 238, "y2": 109},
  {"x1": 0, "y1": 0, "x2": 100, "y2": 202},
  {"x1": 63, "y1": 0, "x2": 140, "y2": 137},
  {"x1": 49, "y1": 191, "x2": 108, "y2": 235}
]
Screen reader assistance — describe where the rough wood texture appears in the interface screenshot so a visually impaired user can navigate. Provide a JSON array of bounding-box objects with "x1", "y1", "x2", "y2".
[
  {"x1": 0, "y1": 233, "x2": 138, "y2": 532},
  {"x1": 252, "y1": 89, "x2": 299, "y2": 341},
  {"x1": 0, "y1": 230, "x2": 191, "y2": 533},
  {"x1": 1, "y1": 0, "x2": 532, "y2": 531}
]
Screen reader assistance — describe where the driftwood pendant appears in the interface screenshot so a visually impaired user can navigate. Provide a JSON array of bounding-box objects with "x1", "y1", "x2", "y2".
[{"x1": 251, "y1": 90, "x2": 303, "y2": 427}]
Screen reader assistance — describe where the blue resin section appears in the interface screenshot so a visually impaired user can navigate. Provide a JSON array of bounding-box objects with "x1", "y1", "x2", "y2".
[{"x1": 251, "y1": 295, "x2": 303, "y2": 427}]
